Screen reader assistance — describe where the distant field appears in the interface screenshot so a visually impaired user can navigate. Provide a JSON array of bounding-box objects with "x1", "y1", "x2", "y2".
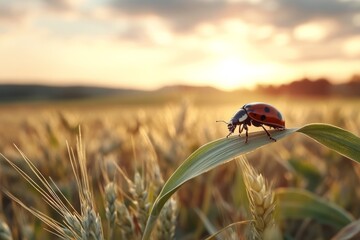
[{"x1": 0, "y1": 93, "x2": 359, "y2": 239}]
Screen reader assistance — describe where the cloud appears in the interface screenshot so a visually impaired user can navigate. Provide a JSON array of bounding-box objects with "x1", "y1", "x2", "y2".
[
  {"x1": 0, "y1": 3, "x2": 29, "y2": 24},
  {"x1": 42, "y1": 0, "x2": 75, "y2": 12},
  {"x1": 106, "y1": 0, "x2": 360, "y2": 63},
  {"x1": 274, "y1": 0, "x2": 357, "y2": 25},
  {"x1": 108, "y1": 0, "x2": 256, "y2": 32},
  {"x1": 0, "y1": 0, "x2": 74, "y2": 25},
  {"x1": 275, "y1": 0, "x2": 360, "y2": 41},
  {"x1": 0, "y1": 0, "x2": 82, "y2": 21},
  {"x1": 41, "y1": 0, "x2": 85, "y2": 12},
  {"x1": 108, "y1": 0, "x2": 360, "y2": 38},
  {"x1": 1, "y1": 0, "x2": 359, "y2": 65},
  {"x1": 1, "y1": 0, "x2": 358, "y2": 42}
]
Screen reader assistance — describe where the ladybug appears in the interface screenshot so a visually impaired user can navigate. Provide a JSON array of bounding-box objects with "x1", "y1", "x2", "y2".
[{"x1": 218, "y1": 102, "x2": 285, "y2": 143}]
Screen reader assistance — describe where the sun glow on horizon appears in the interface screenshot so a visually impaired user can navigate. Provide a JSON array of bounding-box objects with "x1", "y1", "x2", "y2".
[{"x1": 180, "y1": 56, "x2": 290, "y2": 91}]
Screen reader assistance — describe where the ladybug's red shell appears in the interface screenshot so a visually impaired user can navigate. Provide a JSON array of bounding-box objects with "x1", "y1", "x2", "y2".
[{"x1": 243, "y1": 103, "x2": 285, "y2": 128}]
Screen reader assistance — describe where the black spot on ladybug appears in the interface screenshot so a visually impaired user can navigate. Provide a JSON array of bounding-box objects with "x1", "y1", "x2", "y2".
[
  {"x1": 277, "y1": 111, "x2": 283, "y2": 120},
  {"x1": 264, "y1": 107, "x2": 270, "y2": 113},
  {"x1": 261, "y1": 115, "x2": 266, "y2": 121}
]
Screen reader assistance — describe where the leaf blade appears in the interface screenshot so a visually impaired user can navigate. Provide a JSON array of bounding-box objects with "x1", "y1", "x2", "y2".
[
  {"x1": 276, "y1": 188, "x2": 354, "y2": 229},
  {"x1": 298, "y1": 123, "x2": 360, "y2": 163}
]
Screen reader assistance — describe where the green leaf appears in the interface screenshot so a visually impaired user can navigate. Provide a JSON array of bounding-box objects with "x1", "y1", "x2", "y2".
[
  {"x1": 142, "y1": 124, "x2": 360, "y2": 239},
  {"x1": 276, "y1": 188, "x2": 354, "y2": 229},
  {"x1": 288, "y1": 157, "x2": 322, "y2": 191},
  {"x1": 297, "y1": 123, "x2": 360, "y2": 164}
]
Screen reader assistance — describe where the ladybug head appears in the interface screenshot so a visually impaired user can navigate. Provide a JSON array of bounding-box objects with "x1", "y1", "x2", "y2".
[
  {"x1": 227, "y1": 122, "x2": 236, "y2": 133},
  {"x1": 216, "y1": 120, "x2": 236, "y2": 133}
]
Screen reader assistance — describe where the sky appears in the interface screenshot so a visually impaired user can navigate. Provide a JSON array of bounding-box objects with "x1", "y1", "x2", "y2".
[{"x1": 0, "y1": 0, "x2": 359, "y2": 90}]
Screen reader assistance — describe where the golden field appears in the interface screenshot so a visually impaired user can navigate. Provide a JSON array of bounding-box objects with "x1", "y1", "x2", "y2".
[{"x1": 0, "y1": 92, "x2": 360, "y2": 239}]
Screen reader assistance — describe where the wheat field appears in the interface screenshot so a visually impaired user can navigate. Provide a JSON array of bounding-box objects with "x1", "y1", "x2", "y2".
[{"x1": 0, "y1": 93, "x2": 360, "y2": 239}]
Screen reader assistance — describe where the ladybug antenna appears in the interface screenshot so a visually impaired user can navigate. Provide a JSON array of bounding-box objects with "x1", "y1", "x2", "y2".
[{"x1": 216, "y1": 120, "x2": 229, "y2": 125}]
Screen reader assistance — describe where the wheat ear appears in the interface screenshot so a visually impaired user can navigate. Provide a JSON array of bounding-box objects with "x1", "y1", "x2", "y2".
[
  {"x1": 237, "y1": 157, "x2": 276, "y2": 240},
  {"x1": 156, "y1": 197, "x2": 177, "y2": 240}
]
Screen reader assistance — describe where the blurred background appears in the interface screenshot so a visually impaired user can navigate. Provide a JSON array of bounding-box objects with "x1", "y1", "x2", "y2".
[{"x1": 1, "y1": 0, "x2": 360, "y2": 239}]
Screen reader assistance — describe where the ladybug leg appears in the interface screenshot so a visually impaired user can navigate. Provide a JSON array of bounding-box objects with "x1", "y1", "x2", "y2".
[
  {"x1": 244, "y1": 125, "x2": 249, "y2": 143},
  {"x1": 261, "y1": 125, "x2": 276, "y2": 142},
  {"x1": 226, "y1": 131, "x2": 233, "y2": 138},
  {"x1": 239, "y1": 124, "x2": 244, "y2": 136}
]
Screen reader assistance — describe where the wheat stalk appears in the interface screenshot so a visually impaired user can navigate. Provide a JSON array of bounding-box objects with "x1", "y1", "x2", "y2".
[
  {"x1": 69, "y1": 134, "x2": 104, "y2": 240},
  {"x1": 237, "y1": 157, "x2": 276, "y2": 240}
]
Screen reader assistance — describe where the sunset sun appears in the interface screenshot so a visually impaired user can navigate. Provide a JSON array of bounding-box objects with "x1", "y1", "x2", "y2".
[
  {"x1": 209, "y1": 57, "x2": 257, "y2": 90},
  {"x1": 197, "y1": 56, "x2": 285, "y2": 90}
]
